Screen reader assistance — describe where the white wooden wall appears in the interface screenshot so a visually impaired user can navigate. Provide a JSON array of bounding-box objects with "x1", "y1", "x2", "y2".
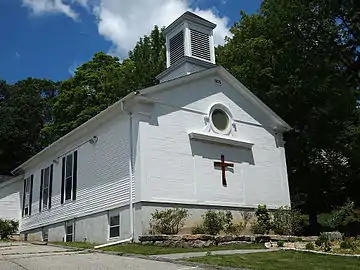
[
  {"x1": 0, "y1": 177, "x2": 22, "y2": 221},
  {"x1": 138, "y1": 74, "x2": 291, "y2": 208},
  {"x1": 20, "y1": 113, "x2": 133, "y2": 232}
]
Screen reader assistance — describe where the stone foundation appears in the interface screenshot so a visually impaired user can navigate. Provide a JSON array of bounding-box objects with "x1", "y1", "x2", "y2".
[{"x1": 138, "y1": 234, "x2": 318, "y2": 248}]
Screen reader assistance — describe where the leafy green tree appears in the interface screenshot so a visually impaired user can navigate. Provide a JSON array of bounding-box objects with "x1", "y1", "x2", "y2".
[
  {"x1": 0, "y1": 78, "x2": 55, "y2": 174},
  {"x1": 45, "y1": 26, "x2": 166, "y2": 143}
]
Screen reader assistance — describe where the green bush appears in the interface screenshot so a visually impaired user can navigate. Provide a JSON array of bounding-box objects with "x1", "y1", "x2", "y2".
[
  {"x1": 0, "y1": 219, "x2": 19, "y2": 239},
  {"x1": 305, "y1": 242, "x2": 314, "y2": 250},
  {"x1": 251, "y1": 205, "x2": 271, "y2": 234},
  {"x1": 318, "y1": 201, "x2": 360, "y2": 236},
  {"x1": 272, "y1": 206, "x2": 303, "y2": 235},
  {"x1": 192, "y1": 224, "x2": 205, "y2": 234},
  {"x1": 149, "y1": 208, "x2": 189, "y2": 235},
  {"x1": 277, "y1": 240, "x2": 284, "y2": 247},
  {"x1": 250, "y1": 220, "x2": 268, "y2": 234},
  {"x1": 202, "y1": 210, "x2": 226, "y2": 235},
  {"x1": 340, "y1": 238, "x2": 358, "y2": 250},
  {"x1": 223, "y1": 211, "x2": 245, "y2": 235}
]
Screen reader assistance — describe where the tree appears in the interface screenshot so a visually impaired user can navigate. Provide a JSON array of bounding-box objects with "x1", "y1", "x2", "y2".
[
  {"x1": 44, "y1": 26, "x2": 166, "y2": 143},
  {"x1": 0, "y1": 78, "x2": 56, "y2": 174},
  {"x1": 216, "y1": 0, "x2": 359, "y2": 233}
]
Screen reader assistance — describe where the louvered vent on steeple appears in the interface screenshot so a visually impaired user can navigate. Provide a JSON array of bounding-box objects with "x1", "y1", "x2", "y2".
[
  {"x1": 169, "y1": 31, "x2": 185, "y2": 65},
  {"x1": 156, "y1": 11, "x2": 217, "y2": 83},
  {"x1": 190, "y1": 29, "x2": 211, "y2": 61}
]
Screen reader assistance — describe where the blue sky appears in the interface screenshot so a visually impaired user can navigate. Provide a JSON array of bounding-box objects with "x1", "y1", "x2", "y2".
[{"x1": 0, "y1": 0, "x2": 262, "y2": 83}]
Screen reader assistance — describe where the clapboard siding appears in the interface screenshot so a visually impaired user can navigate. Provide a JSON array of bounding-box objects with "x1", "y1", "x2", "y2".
[
  {"x1": 0, "y1": 177, "x2": 22, "y2": 221},
  {"x1": 20, "y1": 113, "x2": 133, "y2": 231}
]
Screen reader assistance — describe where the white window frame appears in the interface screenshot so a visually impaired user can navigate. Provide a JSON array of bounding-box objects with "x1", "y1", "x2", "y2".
[
  {"x1": 42, "y1": 166, "x2": 51, "y2": 210},
  {"x1": 65, "y1": 220, "x2": 74, "y2": 242},
  {"x1": 209, "y1": 103, "x2": 233, "y2": 135},
  {"x1": 23, "y1": 176, "x2": 31, "y2": 217},
  {"x1": 64, "y1": 153, "x2": 74, "y2": 201},
  {"x1": 108, "y1": 210, "x2": 120, "y2": 239}
]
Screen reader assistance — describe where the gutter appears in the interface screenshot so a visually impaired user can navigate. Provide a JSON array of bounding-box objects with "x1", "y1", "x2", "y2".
[{"x1": 94, "y1": 101, "x2": 135, "y2": 249}]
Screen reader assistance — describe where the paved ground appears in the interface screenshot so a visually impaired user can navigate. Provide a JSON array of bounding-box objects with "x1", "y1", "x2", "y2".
[
  {"x1": 0, "y1": 242, "x2": 202, "y2": 270},
  {"x1": 150, "y1": 249, "x2": 274, "y2": 260}
]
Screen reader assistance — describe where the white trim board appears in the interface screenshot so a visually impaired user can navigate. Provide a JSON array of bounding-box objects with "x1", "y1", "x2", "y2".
[{"x1": 189, "y1": 132, "x2": 254, "y2": 148}]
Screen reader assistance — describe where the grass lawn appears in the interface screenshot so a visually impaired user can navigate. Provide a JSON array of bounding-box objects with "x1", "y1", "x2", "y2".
[
  {"x1": 51, "y1": 242, "x2": 264, "y2": 255},
  {"x1": 101, "y1": 243, "x2": 264, "y2": 255},
  {"x1": 186, "y1": 250, "x2": 360, "y2": 270}
]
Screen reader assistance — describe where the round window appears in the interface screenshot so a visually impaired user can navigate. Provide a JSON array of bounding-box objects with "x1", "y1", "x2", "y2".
[{"x1": 211, "y1": 109, "x2": 229, "y2": 131}]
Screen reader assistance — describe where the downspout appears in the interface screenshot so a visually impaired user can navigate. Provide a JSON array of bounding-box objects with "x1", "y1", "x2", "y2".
[{"x1": 94, "y1": 103, "x2": 134, "y2": 249}]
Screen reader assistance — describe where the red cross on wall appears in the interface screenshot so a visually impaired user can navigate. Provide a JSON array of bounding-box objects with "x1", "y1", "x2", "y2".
[{"x1": 214, "y1": 155, "x2": 234, "y2": 187}]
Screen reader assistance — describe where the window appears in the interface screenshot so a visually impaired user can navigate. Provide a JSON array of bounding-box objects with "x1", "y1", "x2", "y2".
[
  {"x1": 22, "y1": 175, "x2": 33, "y2": 217},
  {"x1": 212, "y1": 109, "x2": 229, "y2": 131},
  {"x1": 209, "y1": 104, "x2": 232, "y2": 134},
  {"x1": 40, "y1": 165, "x2": 53, "y2": 211},
  {"x1": 61, "y1": 151, "x2": 78, "y2": 203},
  {"x1": 42, "y1": 227, "x2": 49, "y2": 242},
  {"x1": 109, "y1": 211, "x2": 120, "y2": 238},
  {"x1": 65, "y1": 221, "x2": 74, "y2": 242}
]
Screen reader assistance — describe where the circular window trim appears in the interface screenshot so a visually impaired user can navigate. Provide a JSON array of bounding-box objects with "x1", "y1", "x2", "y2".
[{"x1": 209, "y1": 104, "x2": 233, "y2": 135}]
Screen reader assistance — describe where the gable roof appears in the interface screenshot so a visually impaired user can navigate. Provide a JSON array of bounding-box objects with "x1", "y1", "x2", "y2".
[{"x1": 12, "y1": 66, "x2": 290, "y2": 175}]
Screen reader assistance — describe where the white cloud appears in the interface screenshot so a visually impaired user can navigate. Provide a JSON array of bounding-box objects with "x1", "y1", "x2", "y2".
[
  {"x1": 22, "y1": 0, "x2": 231, "y2": 57},
  {"x1": 22, "y1": 0, "x2": 79, "y2": 20}
]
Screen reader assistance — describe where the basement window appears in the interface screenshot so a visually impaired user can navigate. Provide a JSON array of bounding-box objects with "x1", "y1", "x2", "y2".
[
  {"x1": 65, "y1": 221, "x2": 74, "y2": 242},
  {"x1": 109, "y1": 211, "x2": 120, "y2": 238}
]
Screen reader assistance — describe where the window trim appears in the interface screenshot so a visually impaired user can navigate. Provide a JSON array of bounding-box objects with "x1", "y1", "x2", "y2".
[
  {"x1": 22, "y1": 175, "x2": 33, "y2": 217},
  {"x1": 209, "y1": 103, "x2": 233, "y2": 135},
  {"x1": 65, "y1": 220, "x2": 74, "y2": 242},
  {"x1": 40, "y1": 164, "x2": 53, "y2": 212},
  {"x1": 108, "y1": 210, "x2": 121, "y2": 239},
  {"x1": 61, "y1": 151, "x2": 78, "y2": 203}
]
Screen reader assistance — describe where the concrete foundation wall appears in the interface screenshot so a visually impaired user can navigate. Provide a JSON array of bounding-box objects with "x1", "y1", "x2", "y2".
[
  {"x1": 22, "y1": 205, "x2": 136, "y2": 244},
  {"x1": 138, "y1": 202, "x2": 255, "y2": 236}
]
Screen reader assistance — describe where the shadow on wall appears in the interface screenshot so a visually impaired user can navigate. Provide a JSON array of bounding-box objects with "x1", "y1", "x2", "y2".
[{"x1": 190, "y1": 140, "x2": 255, "y2": 165}]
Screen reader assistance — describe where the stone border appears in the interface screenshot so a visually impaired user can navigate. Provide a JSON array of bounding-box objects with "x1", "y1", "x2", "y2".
[{"x1": 138, "y1": 234, "x2": 317, "y2": 247}]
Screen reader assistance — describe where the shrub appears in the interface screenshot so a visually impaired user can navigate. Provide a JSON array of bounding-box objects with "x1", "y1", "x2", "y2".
[
  {"x1": 315, "y1": 233, "x2": 333, "y2": 252},
  {"x1": 340, "y1": 238, "x2": 358, "y2": 250},
  {"x1": 149, "y1": 208, "x2": 189, "y2": 235},
  {"x1": 202, "y1": 210, "x2": 226, "y2": 235},
  {"x1": 315, "y1": 233, "x2": 328, "y2": 247},
  {"x1": 305, "y1": 242, "x2": 314, "y2": 250},
  {"x1": 0, "y1": 219, "x2": 19, "y2": 239},
  {"x1": 223, "y1": 211, "x2": 245, "y2": 235},
  {"x1": 277, "y1": 240, "x2": 284, "y2": 247},
  {"x1": 251, "y1": 205, "x2": 271, "y2": 234},
  {"x1": 192, "y1": 224, "x2": 205, "y2": 234},
  {"x1": 272, "y1": 206, "x2": 303, "y2": 235}
]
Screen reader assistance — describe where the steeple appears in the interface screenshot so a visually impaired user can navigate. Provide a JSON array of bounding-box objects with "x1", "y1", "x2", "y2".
[{"x1": 156, "y1": 12, "x2": 217, "y2": 83}]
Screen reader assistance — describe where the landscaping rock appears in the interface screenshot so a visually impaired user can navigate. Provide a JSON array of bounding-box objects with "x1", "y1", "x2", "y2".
[
  {"x1": 255, "y1": 235, "x2": 271, "y2": 243},
  {"x1": 322, "y1": 231, "x2": 343, "y2": 241}
]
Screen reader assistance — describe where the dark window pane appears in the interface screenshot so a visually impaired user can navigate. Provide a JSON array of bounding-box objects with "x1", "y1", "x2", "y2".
[
  {"x1": 110, "y1": 215, "x2": 119, "y2": 226},
  {"x1": 211, "y1": 109, "x2": 229, "y2": 131},
  {"x1": 66, "y1": 234, "x2": 73, "y2": 242},
  {"x1": 65, "y1": 177, "x2": 72, "y2": 200},
  {"x1": 43, "y1": 188, "x2": 48, "y2": 208},
  {"x1": 24, "y1": 207, "x2": 29, "y2": 215},
  {"x1": 66, "y1": 224, "x2": 73, "y2": 235},
  {"x1": 44, "y1": 167, "x2": 50, "y2": 188},
  {"x1": 66, "y1": 154, "x2": 73, "y2": 178},
  {"x1": 110, "y1": 227, "x2": 120, "y2": 238}
]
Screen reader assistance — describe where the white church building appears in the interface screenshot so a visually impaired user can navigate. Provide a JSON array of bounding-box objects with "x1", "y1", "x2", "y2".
[{"x1": 0, "y1": 12, "x2": 291, "y2": 244}]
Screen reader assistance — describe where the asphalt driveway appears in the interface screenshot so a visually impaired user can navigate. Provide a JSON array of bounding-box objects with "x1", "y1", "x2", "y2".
[{"x1": 0, "y1": 242, "x2": 201, "y2": 270}]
